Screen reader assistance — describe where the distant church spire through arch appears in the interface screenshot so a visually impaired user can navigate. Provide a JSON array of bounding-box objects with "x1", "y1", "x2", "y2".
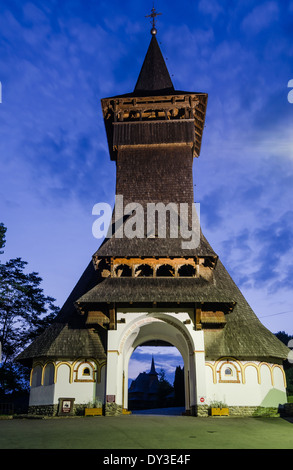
[{"x1": 149, "y1": 356, "x2": 157, "y2": 375}]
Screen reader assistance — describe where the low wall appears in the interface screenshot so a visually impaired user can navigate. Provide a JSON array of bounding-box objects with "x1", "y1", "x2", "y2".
[
  {"x1": 28, "y1": 404, "x2": 58, "y2": 416},
  {"x1": 27, "y1": 403, "x2": 287, "y2": 418},
  {"x1": 195, "y1": 405, "x2": 280, "y2": 417},
  {"x1": 228, "y1": 406, "x2": 279, "y2": 417},
  {"x1": 105, "y1": 403, "x2": 123, "y2": 416}
]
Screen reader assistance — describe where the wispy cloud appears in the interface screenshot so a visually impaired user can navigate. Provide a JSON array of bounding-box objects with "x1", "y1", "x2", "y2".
[{"x1": 241, "y1": 2, "x2": 279, "y2": 34}]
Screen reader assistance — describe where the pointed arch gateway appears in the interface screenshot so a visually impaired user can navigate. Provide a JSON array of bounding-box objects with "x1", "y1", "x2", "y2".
[{"x1": 105, "y1": 311, "x2": 206, "y2": 416}]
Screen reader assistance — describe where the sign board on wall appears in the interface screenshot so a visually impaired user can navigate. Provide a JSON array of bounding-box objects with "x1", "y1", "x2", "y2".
[{"x1": 58, "y1": 397, "x2": 75, "y2": 416}]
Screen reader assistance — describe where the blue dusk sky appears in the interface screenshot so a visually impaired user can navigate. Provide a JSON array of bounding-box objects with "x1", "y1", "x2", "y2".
[{"x1": 0, "y1": 1, "x2": 293, "y2": 381}]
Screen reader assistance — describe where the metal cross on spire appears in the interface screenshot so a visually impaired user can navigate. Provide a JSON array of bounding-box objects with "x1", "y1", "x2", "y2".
[{"x1": 145, "y1": 4, "x2": 162, "y2": 35}]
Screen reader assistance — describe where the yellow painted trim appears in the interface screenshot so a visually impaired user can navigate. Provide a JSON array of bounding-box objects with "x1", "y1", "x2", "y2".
[
  {"x1": 217, "y1": 361, "x2": 241, "y2": 384},
  {"x1": 108, "y1": 350, "x2": 119, "y2": 355},
  {"x1": 55, "y1": 361, "x2": 73, "y2": 383},
  {"x1": 29, "y1": 359, "x2": 107, "y2": 387},
  {"x1": 75, "y1": 379, "x2": 96, "y2": 382},
  {"x1": 259, "y1": 362, "x2": 274, "y2": 386},
  {"x1": 74, "y1": 360, "x2": 96, "y2": 383},
  {"x1": 243, "y1": 362, "x2": 261, "y2": 384},
  {"x1": 271, "y1": 364, "x2": 287, "y2": 388},
  {"x1": 42, "y1": 361, "x2": 56, "y2": 385},
  {"x1": 96, "y1": 361, "x2": 107, "y2": 384},
  {"x1": 205, "y1": 362, "x2": 216, "y2": 384},
  {"x1": 214, "y1": 357, "x2": 243, "y2": 384},
  {"x1": 206, "y1": 359, "x2": 286, "y2": 388},
  {"x1": 30, "y1": 362, "x2": 44, "y2": 386},
  {"x1": 72, "y1": 357, "x2": 100, "y2": 369},
  {"x1": 54, "y1": 363, "x2": 58, "y2": 383},
  {"x1": 29, "y1": 368, "x2": 33, "y2": 387}
]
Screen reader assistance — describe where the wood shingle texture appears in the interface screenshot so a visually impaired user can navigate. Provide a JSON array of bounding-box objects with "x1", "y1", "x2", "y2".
[
  {"x1": 16, "y1": 262, "x2": 107, "y2": 366},
  {"x1": 202, "y1": 258, "x2": 289, "y2": 361},
  {"x1": 96, "y1": 229, "x2": 216, "y2": 258},
  {"x1": 134, "y1": 34, "x2": 174, "y2": 94}
]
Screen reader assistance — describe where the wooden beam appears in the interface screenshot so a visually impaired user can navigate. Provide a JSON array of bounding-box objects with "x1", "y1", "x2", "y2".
[
  {"x1": 195, "y1": 306, "x2": 202, "y2": 330},
  {"x1": 109, "y1": 305, "x2": 116, "y2": 330}
]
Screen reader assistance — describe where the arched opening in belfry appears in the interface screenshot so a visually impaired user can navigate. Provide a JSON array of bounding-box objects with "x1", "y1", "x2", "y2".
[
  {"x1": 115, "y1": 264, "x2": 132, "y2": 277},
  {"x1": 156, "y1": 264, "x2": 175, "y2": 277},
  {"x1": 127, "y1": 343, "x2": 185, "y2": 414},
  {"x1": 178, "y1": 264, "x2": 196, "y2": 277},
  {"x1": 135, "y1": 264, "x2": 153, "y2": 277}
]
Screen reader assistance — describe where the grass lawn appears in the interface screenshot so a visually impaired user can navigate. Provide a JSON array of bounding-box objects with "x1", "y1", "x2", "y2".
[{"x1": 0, "y1": 414, "x2": 292, "y2": 450}]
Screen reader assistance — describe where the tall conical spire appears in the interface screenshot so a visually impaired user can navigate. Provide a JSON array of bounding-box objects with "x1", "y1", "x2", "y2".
[
  {"x1": 134, "y1": 32, "x2": 174, "y2": 94},
  {"x1": 149, "y1": 356, "x2": 157, "y2": 375}
]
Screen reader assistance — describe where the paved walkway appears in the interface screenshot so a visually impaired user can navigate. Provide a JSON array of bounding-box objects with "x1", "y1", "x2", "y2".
[
  {"x1": 131, "y1": 407, "x2": 185, "y2": 415},
  {"x1": 0, "y1": 414, "x2": 292, "y2": 450}
]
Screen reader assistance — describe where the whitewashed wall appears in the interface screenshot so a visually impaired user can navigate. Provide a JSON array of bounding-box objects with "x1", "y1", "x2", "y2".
[
  {"x1": 205, "y1": 359, "x2": 287, "y2": 407},
  {"x1": 29, "y1": 359, "x2": 106, "y2": 407}
]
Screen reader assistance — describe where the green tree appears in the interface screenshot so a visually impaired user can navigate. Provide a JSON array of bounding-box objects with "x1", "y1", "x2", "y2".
[
  {"x1": 0, "y1": 223, "x2": 59, "y2": 397},
  {"x1": 173, "y1": 365, "x2": 185, "y2": 406},
  {"x1": 157, "y1": 369, "x2": 173, "y2": 407},
  {"x1": 275, "y1": 331, "x2": 293, "y2": 346},
  {"x1": 0, "y1": 223, "x2": 7, "y2": 255},
  {"x1": 275, "y1": 331, "x2": 293, "y2": 396}
]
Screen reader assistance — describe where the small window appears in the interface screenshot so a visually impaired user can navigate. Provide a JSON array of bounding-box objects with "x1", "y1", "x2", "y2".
[
  {"x1": 217, "y1": 361, "x2": 241, "y2": 383},
  {"x1": 75, "y1": 362, "x2": 95, "y2": 382}
]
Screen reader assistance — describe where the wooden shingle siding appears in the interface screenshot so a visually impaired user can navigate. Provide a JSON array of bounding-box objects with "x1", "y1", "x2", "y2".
[
  {"x1": 113, "y1": 120, "x2": 195, "y2": 146},
  {"x1": 115, "y1": 146, "x2": 194, "y2": 207}
]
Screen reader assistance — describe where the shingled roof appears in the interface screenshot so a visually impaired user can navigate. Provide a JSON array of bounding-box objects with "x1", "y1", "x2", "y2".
[
  {"x1": 95, "y1": 228, "x2": 217, "y2": 258},
  {"x1": 134, "y1": 34, "x2": 174, "y2": 95},
  {"x1": 76, "y1": 276, "x2": 230, "y2": 304},
  {"x1": 16, "y1": 262, "x2": 107, "y2": 366},
  {"x1": 202, "y1": 259, "x2": 289, "y2": 361}
]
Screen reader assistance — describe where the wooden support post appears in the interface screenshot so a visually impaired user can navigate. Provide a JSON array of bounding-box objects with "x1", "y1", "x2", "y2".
[
  {"x1": 109, "y1": 304, "x2": 116, "y2": 330},
  {"x1": 110, "y1": 257, "x2": 114, "y2": 277},
  {"x1": 195, "y1": 306, "x2": 202, "y2": 330}
]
